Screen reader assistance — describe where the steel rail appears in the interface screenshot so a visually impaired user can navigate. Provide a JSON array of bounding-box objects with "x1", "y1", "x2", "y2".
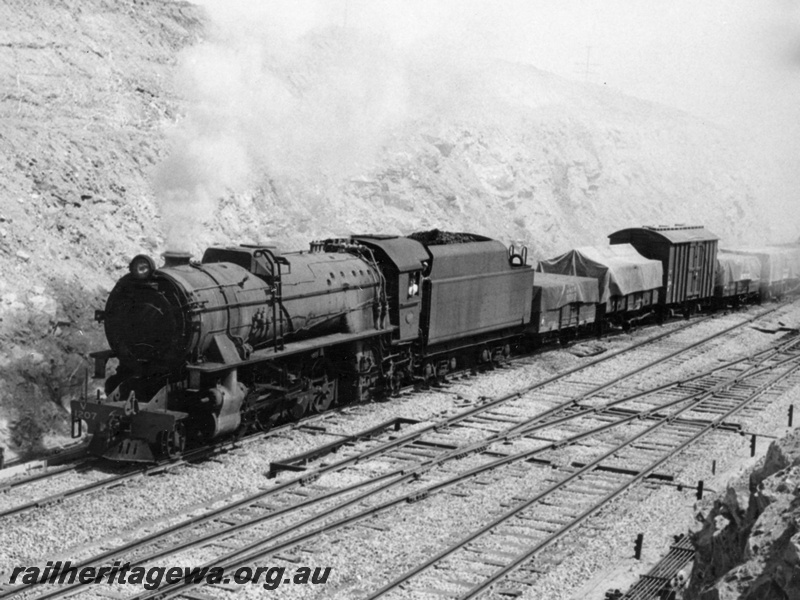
[
  {"x1": 362, "y1": 348, "x2": 800, "y2": 599},
  {"x1": 0, "y1": 441, "x2": 88, "y2": 474},
  {"x1": 0, "y1": 410, "x2": 334, "y2": 521},
  {"x1": 10, "y1": 309, "x2": 784, "y2": 599},
  {"x1": 126, "y1": 338, "x2": 800, "y2": 600},
  {"x1": 0, "y1": 459, "x2": 96, "y2": 494},
  {"x1": 579, "y1": 311, "x2": 777, "y2": 399},
  {"x1": 366, "y1": 350, "x2": 800, "y2": 600},
  {"x1": 409, "y1": 334, "x2": 800, "y2": 469},
  {"x1": 453, "y1": 359, "x2": 800, "y2": 600},
  {"x1": 0, "y1": 307, "x2": 720, "y2": 524}
]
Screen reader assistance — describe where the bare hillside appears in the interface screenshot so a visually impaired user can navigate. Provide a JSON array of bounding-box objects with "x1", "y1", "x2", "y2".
[{"x1": 0, "y1": 0, "x2": 775, "y2": 457}]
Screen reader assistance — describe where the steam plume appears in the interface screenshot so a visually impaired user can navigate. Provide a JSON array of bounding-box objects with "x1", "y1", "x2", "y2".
[{"x1": 153, "y1": 0, "x2": 410, "y2": 251}]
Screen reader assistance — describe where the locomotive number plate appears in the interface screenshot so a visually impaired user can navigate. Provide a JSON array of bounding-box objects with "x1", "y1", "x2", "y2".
[{"x1": 73, "y1": 410, "x2": 98, "y2": 421}]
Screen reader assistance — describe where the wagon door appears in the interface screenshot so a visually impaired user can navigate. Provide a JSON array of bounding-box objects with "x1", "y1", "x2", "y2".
[{"x1": 688, "y1": 242, "x2": 702, "y2": 298}]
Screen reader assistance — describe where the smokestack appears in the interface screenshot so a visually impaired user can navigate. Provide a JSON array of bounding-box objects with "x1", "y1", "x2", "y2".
[{"x1": 162, "y1": 251, "x2": 192, "y2": 268}]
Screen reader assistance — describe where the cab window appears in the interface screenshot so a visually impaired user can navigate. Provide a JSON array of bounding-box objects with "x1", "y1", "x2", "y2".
[{"x1": 407, "y1": 272, "x2": 420, "y2": 298}]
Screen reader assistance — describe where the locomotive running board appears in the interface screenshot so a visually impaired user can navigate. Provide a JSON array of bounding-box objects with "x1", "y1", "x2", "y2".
[{"x1": 187, "y1": 328, "x2": 397, "y2": 374}]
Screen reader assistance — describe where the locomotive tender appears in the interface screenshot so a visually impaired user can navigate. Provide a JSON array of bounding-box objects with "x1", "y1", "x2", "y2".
[{"x1": 73, "y1": 225, "x2": 800, "y2": 462}]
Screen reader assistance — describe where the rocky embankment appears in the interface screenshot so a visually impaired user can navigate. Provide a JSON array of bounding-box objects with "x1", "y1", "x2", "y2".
[
  {"x1": 0, "y1": 0, "x2": 784, "y2": 458},
  {"x1": 687, "y1": 429, "x2": 800, "y2": 599},
  {"x1": 0, "y1": 0, "x2": 203, "y2": 457}
]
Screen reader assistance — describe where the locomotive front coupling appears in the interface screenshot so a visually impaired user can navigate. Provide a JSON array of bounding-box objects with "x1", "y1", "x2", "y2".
[{"x1": 71, "y1": 388, "x2": 188, "y2": 462}]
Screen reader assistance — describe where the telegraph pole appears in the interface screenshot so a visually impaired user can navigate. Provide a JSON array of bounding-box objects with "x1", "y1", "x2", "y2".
[{"x1": 574, "y1": 45, "x2": 599, "y2": 82}]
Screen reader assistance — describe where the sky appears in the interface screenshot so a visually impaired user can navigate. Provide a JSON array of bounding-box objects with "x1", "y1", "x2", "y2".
[
  {"x1": 315, "y1": 0, "x2": 800, "y2": 176},
  {"x1": 195, "y1": 0, "x2": 800, "y2": 127},
  {"x1": 333, "y1": 1, "x2": 800, "y2": 126}
]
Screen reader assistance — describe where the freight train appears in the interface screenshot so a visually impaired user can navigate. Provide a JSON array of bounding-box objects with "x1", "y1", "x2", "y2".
[{"x1": 72, "y1": 226, "x2": 800, "y2": 462}]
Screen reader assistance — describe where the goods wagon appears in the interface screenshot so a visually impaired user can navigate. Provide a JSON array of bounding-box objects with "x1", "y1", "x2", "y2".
[
  {"x1": 537, "y1": 244, "x2": 662, "y2": 322},
  {"x1": 723, "y1": 246, "x2": 800, "y2": 299},
  {"x1": 608, "y1": 225, "x2": 718, "y2": 307},
  {"x1": 715, "y1": 251, "x2": 762, "y2": 303},
  {"x1": 528, "y1": 272, "x2": 599, "y2": 338}
]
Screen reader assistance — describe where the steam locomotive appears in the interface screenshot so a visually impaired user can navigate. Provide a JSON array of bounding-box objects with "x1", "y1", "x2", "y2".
[{"x1": 72, "y1": 227, "x2": 800, "y2": 462}]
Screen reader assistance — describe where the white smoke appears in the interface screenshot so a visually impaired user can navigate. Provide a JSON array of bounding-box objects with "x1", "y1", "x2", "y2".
[{"x1": 154, "y1": 0, "x2": 414, "y2": 250}]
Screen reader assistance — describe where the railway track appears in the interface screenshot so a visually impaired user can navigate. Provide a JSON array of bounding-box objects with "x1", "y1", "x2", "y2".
[
  {"x1": 0, "y1": 306, "x2": 724, "y2": 522},
  {"x1": 0, "y1": 443, "x2": 91, "y2": 496},
  {"x1": 117, "y1": 330, "x2": 800, "y2": 600},
  {"x1": 0, "y1": 409, "x2": 347, "y2": 521},
  {"x1": 0, "y1": 459, "x2": 94, "y2": 498},
  {"x1": 3, "y1": 306, "x2": 794, "y2": 600},
  {"x1": 364, "y1": 340, "x2": 800, "y2": 599}
]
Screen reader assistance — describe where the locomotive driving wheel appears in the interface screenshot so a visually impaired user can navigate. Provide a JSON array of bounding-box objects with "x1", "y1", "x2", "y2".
[
  {"x1": 389, "y1": 370, "x2": 402, "y2": 396},
  {"x1": 240, "y1": 390, "x2": 277, "y2": 434},
  {"x1": 307, "y1": 358, "x2": 335, "y2": 413},
  {"x1": 249, "y1": 409, "x2": 274, "y2": 433},
  {"x1": 311, "y1": 388, "x2": 333, "y2": 413}
]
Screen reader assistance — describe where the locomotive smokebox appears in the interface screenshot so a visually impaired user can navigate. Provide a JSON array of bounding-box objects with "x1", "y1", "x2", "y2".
[{"x1": 162, "y1": 251, "x2": 192, "y2": 267}]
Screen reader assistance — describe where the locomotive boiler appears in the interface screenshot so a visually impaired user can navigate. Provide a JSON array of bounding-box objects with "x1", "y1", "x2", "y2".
[{"x1": 75, "y1": 243, "x2": 394, "y2": 461}]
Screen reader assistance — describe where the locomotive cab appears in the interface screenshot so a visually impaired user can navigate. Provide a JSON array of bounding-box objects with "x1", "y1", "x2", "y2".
[{"x1": 350, "y1": 235, "x2": 430, "y2": 343}]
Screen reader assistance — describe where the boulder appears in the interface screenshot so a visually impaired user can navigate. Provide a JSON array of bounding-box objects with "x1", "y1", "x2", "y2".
[{"x1": 687, "y1": 430, "x2": 800, "y2": 599}]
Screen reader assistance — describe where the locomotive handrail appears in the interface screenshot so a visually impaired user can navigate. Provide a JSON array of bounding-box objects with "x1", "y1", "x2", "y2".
[
  {"x1": 261, "y1": 298, "x2": 382, "y2": 345},
  {"x1": 180, "y1": 282, "x2": 384, "y2": 320},
  {"x1": 362, "y1": 246, "x2": 389, "y2": 330},
  {"x1": 273, "y1": 259, "x2": 283, "y2": 351},
  {"x1": 186, "y1": 328, "x2": 396, "y2": 373},
  {"x1": 325, "y1": 239, "x2": 390, "y2": 331},
  {"x1": 255, "y1": 249, "x2": 293, "y2": 352}
]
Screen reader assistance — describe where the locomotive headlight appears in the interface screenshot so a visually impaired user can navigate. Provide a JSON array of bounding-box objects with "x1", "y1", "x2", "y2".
[{"x1": 129, "y1": 254, "x2": 156, "y2": 279}]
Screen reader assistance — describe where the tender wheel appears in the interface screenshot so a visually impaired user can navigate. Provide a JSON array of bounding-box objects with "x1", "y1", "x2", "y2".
[{"x1": 421, "y1": 361, "x2": 436, "y2": 388}]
